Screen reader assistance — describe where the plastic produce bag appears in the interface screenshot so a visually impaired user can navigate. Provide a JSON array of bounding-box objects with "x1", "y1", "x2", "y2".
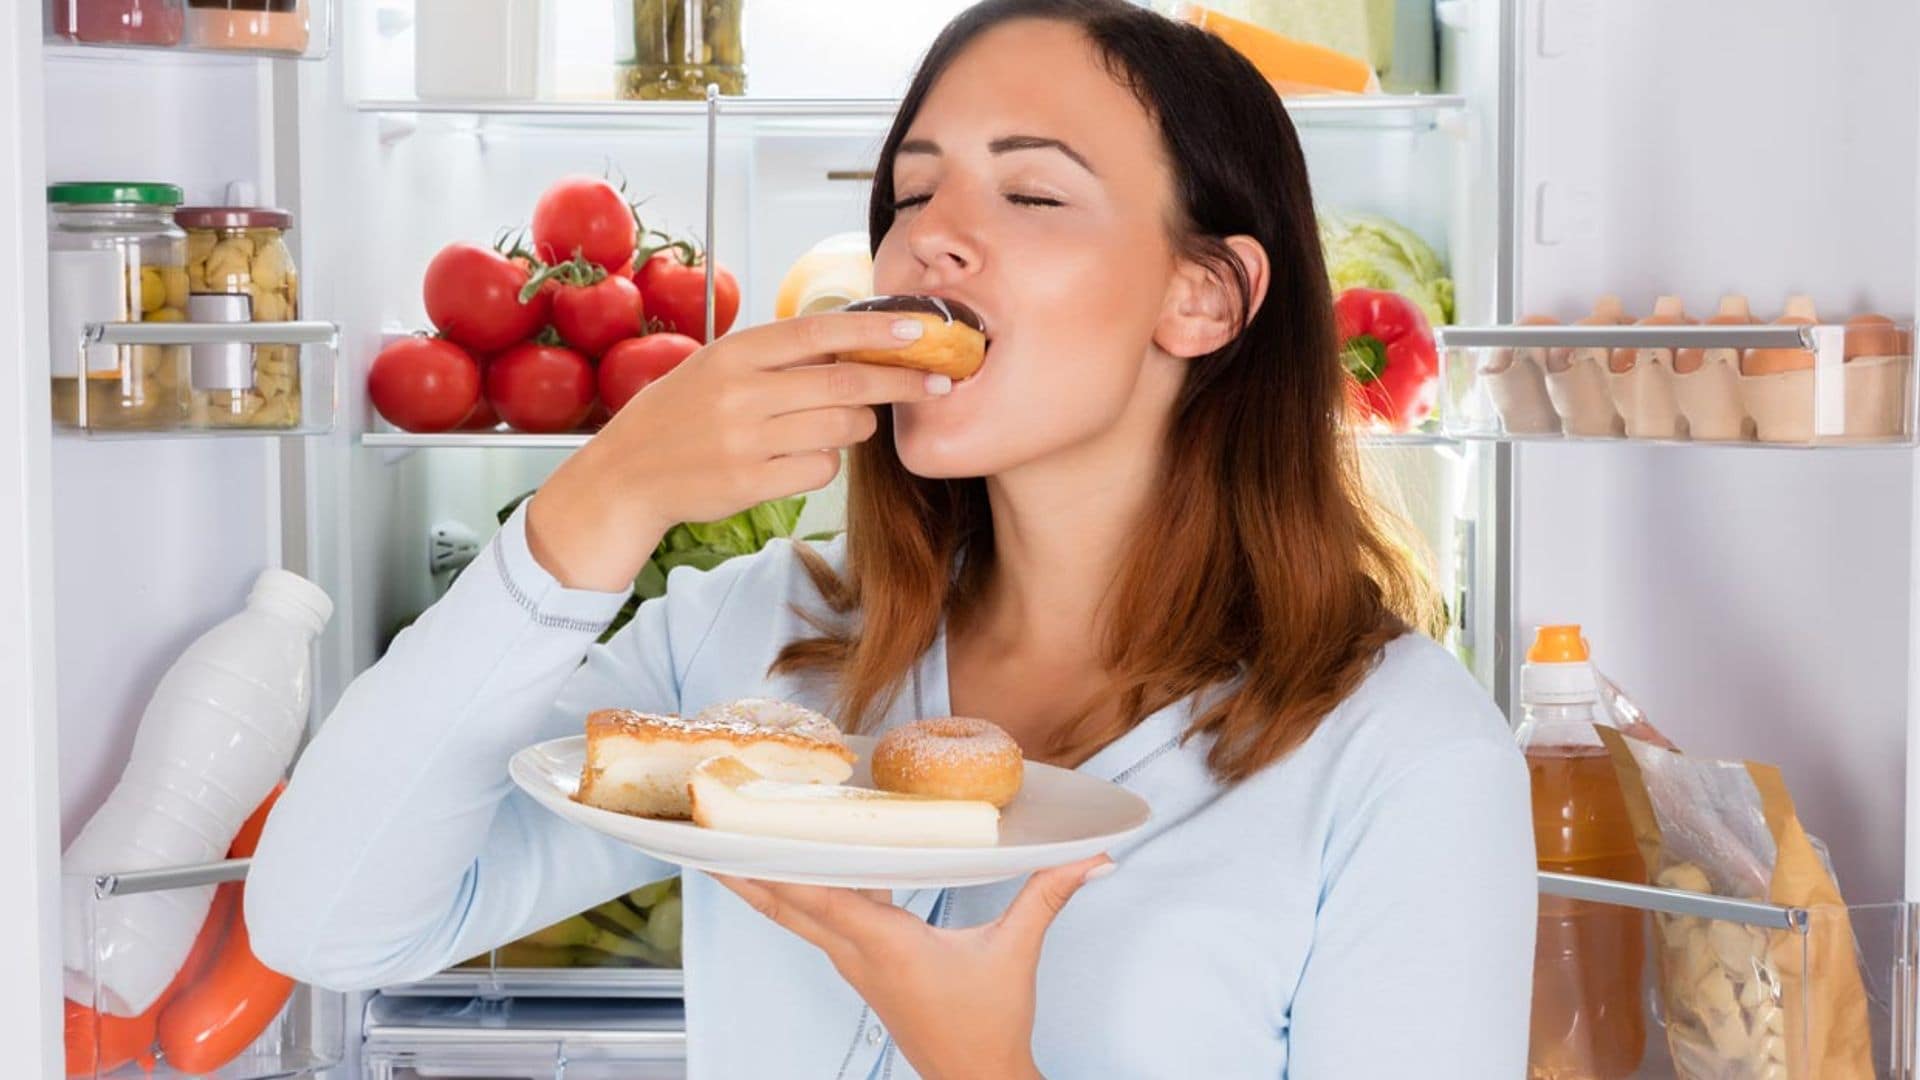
[{"x1": 1599, "y1": 728, "x2": 1872, "y2": 1079}]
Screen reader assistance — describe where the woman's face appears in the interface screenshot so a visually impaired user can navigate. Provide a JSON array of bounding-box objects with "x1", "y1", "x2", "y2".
[{"x1": 876, "y1": 19, "x2": 1186, "y2": 479}]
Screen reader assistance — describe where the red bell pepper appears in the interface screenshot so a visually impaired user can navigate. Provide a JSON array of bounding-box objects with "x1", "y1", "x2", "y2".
[{"x1": 1335, "y1": 288, "x2": 1440, "y2": 433}]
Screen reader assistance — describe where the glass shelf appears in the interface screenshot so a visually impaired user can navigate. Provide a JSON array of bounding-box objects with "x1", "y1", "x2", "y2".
[
  {"x1": 359, "y1": 429, "x2": 1466, "y2": 451},
  {"x1": 62, "y1": 320, "x2": 339, "y2": 438},
  {"x1": 357, "y1": 92, "x2": 1467, "y2": 132}
]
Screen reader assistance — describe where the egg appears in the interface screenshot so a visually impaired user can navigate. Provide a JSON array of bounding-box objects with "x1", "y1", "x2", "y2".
[{"x1": 1743, "y1": 295, "x2": 1819, "y2": 376}]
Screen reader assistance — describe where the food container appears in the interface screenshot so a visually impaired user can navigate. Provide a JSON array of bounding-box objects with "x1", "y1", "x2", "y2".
[
  {"x1": 183, "y1": 0, "x2": 310, "y2": 54},
  {"x1": 177, "y1": 206, "x2": 302, "y2": 429},
  {"x1": 1671, "y1": 295, "x2": 1754, "y2": 442},
  {"x1": 1478, "y1": 314, "x2": 1562, "y2": 435},
  {"x1": 50, "y1": 0, "x2": 184, "y2": 46},
  {"x1": 47, "y1": 182, "x2": 190, "y2": 431},
  {"x1": 1606, "y1": 296, "x2": 1691, "y2": 439},
  {"x1": 414, "y1": 0, "x2": 541, "y2": 101},
  {"x1": 616, "y1": 0, "x2": 746, "y2": 101}
]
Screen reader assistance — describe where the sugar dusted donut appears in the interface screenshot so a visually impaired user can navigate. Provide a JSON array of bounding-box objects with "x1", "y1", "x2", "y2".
[
  {"x1": 870, "y1": 716, "x2": 1024, "y2": 808},
  {"x1": 836, "y1": 295, "x2": 987, "y2": 380}
]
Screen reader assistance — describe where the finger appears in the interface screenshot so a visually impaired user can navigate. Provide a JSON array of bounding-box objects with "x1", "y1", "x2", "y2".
[
  {"x1": 997, "y1": 855, "x2": 1115, "y2": 949},
  {"x1": 728, "y1": 311, "x2": 930, "y2": 372},
  {"x1": 755, "y1": 406, "x2": 877, "y2": 458},
  {"x1": 742, "y1": 450, "x2": 843, "y2": 507},
  {"x1": 767, "y1": 361, "x2": 952, "y2": 414}
]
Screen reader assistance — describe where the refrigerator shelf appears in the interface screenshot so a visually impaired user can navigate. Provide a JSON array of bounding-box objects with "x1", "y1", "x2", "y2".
[
  {"x1": 45, "y1": 0, "x2": 335, "y2": 61},
  {"x1": 65, "y1": 857, "x2": 345, "y2": 1080},
  {"x1": 356, "y1": 92, "x2": 1467, "y2": 133},
  {"x1": 1440, "y1": 323, "x2": 1917, "y2": 447},
  {"x1": 381, "y1": 966, "x2": 684, "y2": 1001},
  {"x1": 362, "y1": 995, "x2": 687, "y2": 1079},
  {"x1": 1532, "y1": 871, "x2": 1919, "y2": 1077},
  {"x1": 62, "y1": 320, "x2": 339, "y2": 437},
  {"x1": 359, "y1": 429, "x2": 1464, "y2": 450}
]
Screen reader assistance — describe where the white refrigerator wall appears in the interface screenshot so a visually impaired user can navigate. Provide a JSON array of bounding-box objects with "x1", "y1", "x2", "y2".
[
  {"x1": 39, "y1": 52, "x2": 289, "y2": 844},
  {"x1": 1511, "y1": 0, "x2": 1920, "y2": 905}
]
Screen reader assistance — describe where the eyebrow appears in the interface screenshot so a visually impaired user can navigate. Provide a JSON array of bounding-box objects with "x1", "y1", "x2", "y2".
[{"x1": 895, "y1": 134, "x2": 1097, "y2": 176}]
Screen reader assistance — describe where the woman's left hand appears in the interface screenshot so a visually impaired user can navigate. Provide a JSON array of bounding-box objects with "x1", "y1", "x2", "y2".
[{"x1": 713, "y1": 854, "x2": 1114, "y2": 1080}]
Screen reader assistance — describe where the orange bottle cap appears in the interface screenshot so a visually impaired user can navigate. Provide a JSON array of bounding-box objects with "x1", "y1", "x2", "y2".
[{"x1": 1528, "y1": 624, "x2": 1589, "y2": 663}]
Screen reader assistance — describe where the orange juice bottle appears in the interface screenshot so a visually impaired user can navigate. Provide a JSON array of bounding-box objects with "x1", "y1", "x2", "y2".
[{"x1": 1516, "y1": 626, "x2": 1646, "y2": 1079}]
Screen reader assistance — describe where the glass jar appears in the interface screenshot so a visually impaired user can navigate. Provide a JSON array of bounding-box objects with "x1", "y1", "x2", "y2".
[
  {"x1": 47, "y1": 182, "x2": 190, "y2": 431},
  {"x1": 50, "y1": 0, "x2": 185, "y2": 46},
  {"x1": 177, "y1": 206, "x2": 301, "y2": 429},
  {"x1": 184, "y1": 0, "x2": 310, "y2": 55},
  {"x1": 616, "y1": 0, "x2": 745, "y2": 101}
]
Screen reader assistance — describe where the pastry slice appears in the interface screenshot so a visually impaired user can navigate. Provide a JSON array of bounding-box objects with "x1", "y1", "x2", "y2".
[
  {"x1": 688, "y1": 756, "x2": 999, "y2": 848},
  {"x1": 577, "y1": 702, "x2": 855, "y2": 820}
]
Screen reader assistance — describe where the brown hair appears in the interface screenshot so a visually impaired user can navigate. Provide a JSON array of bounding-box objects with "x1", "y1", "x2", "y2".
[{"x1": 773, "y1": 0, "x2": 1443, "y2": 783}]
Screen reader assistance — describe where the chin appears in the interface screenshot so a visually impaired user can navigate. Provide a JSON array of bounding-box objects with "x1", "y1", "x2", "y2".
[{"x1": 891, "y1": 405, "x2": 1014, "y2": 479}]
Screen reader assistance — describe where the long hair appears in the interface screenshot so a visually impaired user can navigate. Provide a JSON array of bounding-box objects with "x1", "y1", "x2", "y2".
[{"x1": 773, "y1": 0, "x2": 1444, "y2": 783}]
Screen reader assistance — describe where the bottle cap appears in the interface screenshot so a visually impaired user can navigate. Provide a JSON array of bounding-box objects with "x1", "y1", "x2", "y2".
[
  {"x1": 250, "y1": 568, "x2": 333, "y2": 637},
  {"x1": 1521, "y1": 624, "x2": 1599, "y2": 704}
]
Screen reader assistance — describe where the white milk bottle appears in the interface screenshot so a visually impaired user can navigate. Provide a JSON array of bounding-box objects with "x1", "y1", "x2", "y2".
[{"x1": 62, "y1": 568, "x2": 331, "y2": 1015}]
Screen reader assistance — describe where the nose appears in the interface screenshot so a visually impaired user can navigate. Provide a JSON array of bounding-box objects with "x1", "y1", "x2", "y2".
[{"x1": 902, "y1": 188, "x2": 983, "y2": 281}]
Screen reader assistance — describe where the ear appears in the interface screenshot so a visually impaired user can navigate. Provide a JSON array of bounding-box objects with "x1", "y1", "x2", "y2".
[{"x1": 1152, "y1": 235, "x2": 1270, "y2": 359}]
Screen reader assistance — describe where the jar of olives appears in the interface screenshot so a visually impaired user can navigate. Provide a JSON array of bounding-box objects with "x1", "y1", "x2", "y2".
[
  {"x1": 616, "y1": 0, "x2": 745, "y2": 101},
  {"x1": 46, "y1": 182, "x2": 190, "y2": 431},
  {"x1": 177, "y1": 206, "x2": 302, "y2": 429}
]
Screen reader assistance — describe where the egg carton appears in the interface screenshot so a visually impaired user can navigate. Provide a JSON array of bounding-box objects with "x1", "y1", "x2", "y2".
[{"x1": 1441, "y1": 300, "x2": 1914, "y2": 446}]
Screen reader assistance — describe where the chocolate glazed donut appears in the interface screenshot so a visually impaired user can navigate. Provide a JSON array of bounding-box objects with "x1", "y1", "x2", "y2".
[{"x1": 836, "y1": 295, "x2": 988, "y2": 379}]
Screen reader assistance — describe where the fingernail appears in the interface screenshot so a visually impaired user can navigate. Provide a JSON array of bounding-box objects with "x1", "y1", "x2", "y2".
[
  {"x1": 1083, "y1": 862, "x2": 1118, "y2": 883},
  {"x1": 892, "y1": 318, "x2": 925, "y2": 340},
  {"x1": 924, "y1": 373, "x2": 952, "y2": 395}
]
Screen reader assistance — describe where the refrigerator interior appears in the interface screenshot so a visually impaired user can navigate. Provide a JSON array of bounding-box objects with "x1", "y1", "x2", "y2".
[
  {"x1": 21, "y1": 0, "x2": 1920, "y2": 1075},
  {"x1": 1509, "y1": 0, "x2": 1920, "y2": 908}
]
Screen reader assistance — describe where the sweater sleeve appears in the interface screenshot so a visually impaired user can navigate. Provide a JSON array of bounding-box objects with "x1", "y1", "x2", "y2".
[
  {"x1": 246, "y1": 500, "x2": 748, "y2": 990},
  {"x1": 1285, "y1": 739, "x2": 1538, "y2": 1079}
]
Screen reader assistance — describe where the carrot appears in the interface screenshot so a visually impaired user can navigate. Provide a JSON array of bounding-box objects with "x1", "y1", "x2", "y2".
[
  {"x1": 65, "y1": 885, "x2": 234, "y2": 1077},
  {"x1": 154, "y1": 905, "x2": 295, "y2": 1075},
  {"x1": 151, "y1": 781, "x2": 292, "y2": 1074}
]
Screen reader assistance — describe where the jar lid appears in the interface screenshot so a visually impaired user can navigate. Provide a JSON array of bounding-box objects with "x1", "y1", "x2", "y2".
[
  {"x1": 48, "y1": 182, "x2": 184, "y2": 207},
  {"x1": 176, "y1": 206, "x2": 293, "y2": 230}
]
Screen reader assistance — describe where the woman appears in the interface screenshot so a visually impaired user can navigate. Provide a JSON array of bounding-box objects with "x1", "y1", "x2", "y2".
[{"x1": 249, "y1": 2, "x2": 1536, "y2": 1076}]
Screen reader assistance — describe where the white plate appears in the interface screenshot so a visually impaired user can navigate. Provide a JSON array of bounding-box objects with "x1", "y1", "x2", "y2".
[{"x1": 510, "y1": 735, "x2": 1152, "y2": 889}]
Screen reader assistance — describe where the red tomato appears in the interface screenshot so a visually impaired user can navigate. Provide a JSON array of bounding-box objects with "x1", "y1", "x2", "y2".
[
  {"x1": 368, "y1": 337, "x2": 481, "y2": 433},
  {"x1": 488, "y1": 342, "x2": 596, "y2": 433},
  {"x1": 635, "y1": 249, "x2": 740, "y2": 342},
  {"x1": 599, "y1": 333, "x2": 701, "y2": 413},
  {"x1": 457, "y1": 380, "x2": 501, "y2": 431},
  {"x1": 532, "y1": 176, "x2": 637, "y2": 270},
  {"x1": 553, "y1": 272, "x2": 645, "y2": 358},
  {"x1": 423, "y1": 244, "x2": 550, "y2": 353}
]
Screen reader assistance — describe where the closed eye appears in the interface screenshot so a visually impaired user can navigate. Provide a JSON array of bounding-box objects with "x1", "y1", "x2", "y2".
[
  {"x1": 1007, "y1": 193, "x2": 1064, "y2": 208},
  {"x1": 890, "y1": 192, "x2": 932, "y2": 212}
]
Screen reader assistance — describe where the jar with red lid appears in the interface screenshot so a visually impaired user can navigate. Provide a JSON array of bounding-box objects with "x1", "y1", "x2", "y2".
[
  {"x1": 178, "y1": 206, "x2": 301, "y2": 429},
  {"x1": 50, "y1": 0, "x2": 185, "y2": 46}
]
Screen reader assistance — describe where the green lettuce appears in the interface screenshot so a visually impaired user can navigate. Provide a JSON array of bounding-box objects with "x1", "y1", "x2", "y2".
[{"x1": 1318, "y1": 209, "x2": 1454, "y2": 327}]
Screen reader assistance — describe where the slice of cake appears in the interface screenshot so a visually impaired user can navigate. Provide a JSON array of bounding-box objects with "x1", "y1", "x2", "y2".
[
  {"x1": 577, "y1": 700, "x2": 855, "y2": 820},
  {"x1": 688, "y1": 756, "x2": 1000, "y2": 848}
]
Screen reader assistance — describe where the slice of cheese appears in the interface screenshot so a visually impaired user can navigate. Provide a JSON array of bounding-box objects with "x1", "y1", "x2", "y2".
[{"x1": 688, "y1": 757, "x2": 999, "y2": 848}]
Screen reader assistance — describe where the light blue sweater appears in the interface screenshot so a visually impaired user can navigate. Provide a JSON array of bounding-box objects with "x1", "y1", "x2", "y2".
[{"x1": 247, "y1": 502, "x2": 1537, "y2": 1079}]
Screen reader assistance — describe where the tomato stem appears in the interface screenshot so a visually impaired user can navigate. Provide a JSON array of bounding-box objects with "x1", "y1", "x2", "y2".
[{"x1": 517, "y1": 255, "x2": 606, "y2": 303}]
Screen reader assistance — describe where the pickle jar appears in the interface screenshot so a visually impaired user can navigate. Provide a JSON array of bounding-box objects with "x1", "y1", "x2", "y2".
[
  {"x1": 177, "y1": 206, "x2": 301, "y2": 429},
  {"x1": 46, "y1": 182, "x2": 190, "y2": 431},
  {"x1": 616, "y1": 0, "x2": 746, "y2": 101}
]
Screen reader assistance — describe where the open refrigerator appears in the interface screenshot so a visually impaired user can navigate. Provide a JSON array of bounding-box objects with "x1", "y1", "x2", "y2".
[{"x1": 2, "y1": 0, "x2": 1917, "y2": 1076}]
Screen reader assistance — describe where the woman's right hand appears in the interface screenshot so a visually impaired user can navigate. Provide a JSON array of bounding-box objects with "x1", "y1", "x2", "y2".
[{"x1": 525, "y1": 311, "x2": 949, "y2": 591}]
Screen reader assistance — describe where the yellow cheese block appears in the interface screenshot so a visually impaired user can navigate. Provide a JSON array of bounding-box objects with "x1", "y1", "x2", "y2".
[{"x1": 1180, "y1": 2, "x2": 1380, "y2": 95}]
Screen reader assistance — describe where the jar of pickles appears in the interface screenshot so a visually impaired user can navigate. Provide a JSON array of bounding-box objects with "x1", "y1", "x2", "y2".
[
  {"x1": 47, "y1": 182, "x2": 190, "y2": 430},
  {"x1": 616, "y1": 0, "x2": 746, "y2": 100},
  {"x1": 177, "y1": 206, "x2": 302, "y2": 429}
]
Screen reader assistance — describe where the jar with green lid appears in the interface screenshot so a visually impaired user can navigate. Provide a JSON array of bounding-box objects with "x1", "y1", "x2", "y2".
[
  {"x1": 46, "y1": 182, "x2": 190, "y2": 431},
  {"x1": 177, "y1": 206, "x2": 301, "y2": 429},
  {"x1": 616, "y1": 0, "x2": 745, "y2": 101}
]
